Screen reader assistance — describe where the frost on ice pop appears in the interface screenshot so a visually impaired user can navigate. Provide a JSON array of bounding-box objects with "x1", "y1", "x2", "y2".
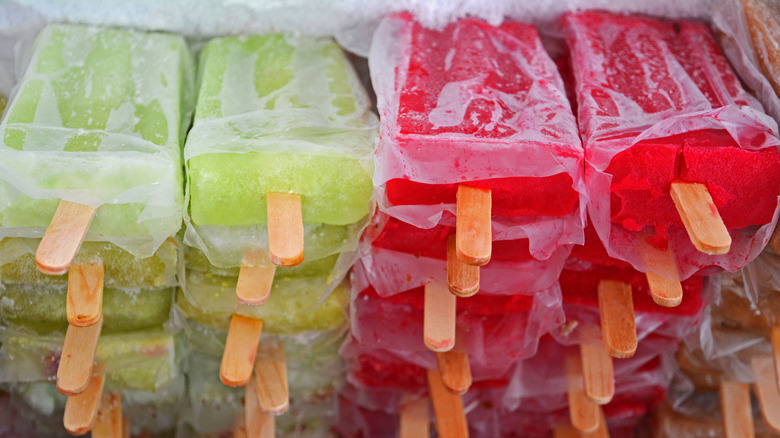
[
  {"x1": 184, "y1": 34, "x2": 376, "y2": 268},
  {"x1": 370, "y1": 14, "x2": 584, "y2": 258},
  {"x1": 563, "y1": 11, "x2": 780, "y2": 280},
  {"x1": 0, "y1": 24, "x2": 194, "y2": 258}
]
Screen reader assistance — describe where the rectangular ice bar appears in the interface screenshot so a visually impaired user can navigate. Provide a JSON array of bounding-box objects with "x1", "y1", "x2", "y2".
[
  {"x1": 184, "y1": 33, "x2": 376, "y2": 268},
  {"x1": 0, "y1": 24, "x2": 194, "y2": 257}
]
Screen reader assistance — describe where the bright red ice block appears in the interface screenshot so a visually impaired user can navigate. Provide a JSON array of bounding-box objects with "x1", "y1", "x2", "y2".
[
  {"x1": 363, "y1": 215, "x2": 570, "y2": 296},
  {"x1": 375, "y1": 14, "x2": 582, "y2": 217},
  {"x1": 564, "y1": 10, "x2": 780, "y2": 253}
]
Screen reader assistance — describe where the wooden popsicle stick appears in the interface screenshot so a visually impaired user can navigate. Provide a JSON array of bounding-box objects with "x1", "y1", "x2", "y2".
[
  {"x1": 579, "y1": 326, "x2": 614, "y2": 405},
  {"x1": 720, "y1": 381, "x2": 755, "y2": 438},
  {"x1": 245, "y1": 374, "x2": 276, "y2": 438},
  {"x1": 427, "y1": 368, "x2": 468, "y2": 438},
  {"x1": 122, "y1": 415, "x2": 130, "y2": 438},
  {"x1": 670, "y1": 181, "x2": 731, "y2": 255},
  {"x1": 58, "y1": 316, "x2": 103, "y2": 395},
  {"x1": 645, "y1": 272, "x2": 683, "y2": 308},
  {"x1": 455, "y1": 185, "x2": 491, "y2": 266},
  {"x1": 92, "y1": 393, "x2": 122, "y2": 438},
  {"x1": 254, "y1": 341, "x2": 289, "y2": 415},
  {"x1": 35, "y1": 200, "x2": 96, "y2": 275},
  {"x1": 553, "y1": 425, "x2": 581, "y2": 438},
  {"x1": 582, "y1": 406, "x2": 609, "y2": 438},
  {"x1": 752, "y1": 355, "x2": 780, "y2": 432},
  {"x1": 266, "y1": 192, "x2": 304, "y2": 267},
  {"x1": 566, "y1": 352, "x2": 600, "y2": 434},
  {"x1": 597, "y1": 280, "x2": 637, "y2": 359},
  {"x1": 220, "y1": 314, "x2": 263, "y2": 387},
  {"x1": 63, "y1": 372, "x2": 104, "y2": 435},
  {"x1": 447, "y1": 234, "x2": 479, "y2": 297},
  {"x1": 237, "y1": 250, "x2": 276, "y2": 306},
  {"x1": 771, "y1": 326, "x2": 780, "y2": 390},
  {"x1": 435, "y1": 351, "x2": 472, "y2": 395},
  {"x1": 423, "y1": 282, "x2": 456, "y2": 352},
  {"x1": 67, "y1": 262, "x2": 104, "y2": 327},
  {"x1": 400, "y1": 393, "x2": 430, "y2": 438},
  {"x1": 770, "y1": 221, "x2": 780, "y2": 254},
  {"x1": 235, "y1": 424, "x2": 248, "y2": 438}
]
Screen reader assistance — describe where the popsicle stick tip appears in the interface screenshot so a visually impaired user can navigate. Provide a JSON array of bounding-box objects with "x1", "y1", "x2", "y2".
[
  {"x1": 427, "y1": 369, "x2": 468, "y2": 438},
  {"x1": 36, "y1": 200, "x2": 96, "y2": 275},
  {"x1": 254, "y1": 342, "x2": 289, "y2": 415},
  {"x1": 447, "y1": 235, "x2": 480, "y2": 297},
  {"x1": 236, "y1": 262, "x2": 276, "y2": 306},
  {"x1": 720, "y1": 381, "x2": 755, "y2": 438},
  {"x1": 57, "y1": 318, "x2": 103, "y2": 396},
  {"x1": 220, "y1": 315, "x2": 264, "y2": 387},
  {"x1": 423, "y1": 283, "x2": 456, "y2": 353},
  {"x1": 646, "y1": 272, "x2": 683, "y2": 308},
  {"x1": 67, "y1": 262, "x2": 105, "y2": 327},
  {"x1": 597, "y1": 280, "x2": 637, "y2": 359},
  {"x1": 552, "y1": 425, "x2": 580, "y2": 438},
  {"x1": 455, "y1": 185, "x2": 492, "y2": 266},
  {"x1": 92, "y1": 393, "x2": 122, "y2": 438},
  {"x1": 63, "y1": 373, "x2": 105, "y2": 435},
  {"x1": 399, "y1": 394, "x2": 430, "y2": 438},
  {"x1": 435, "y1": 351, "x2": 472, "y2": 395},
  {"x1": 579, "y1": 335, "x2": 614, "y2": 405},
  {"x1": 752, "y1": 355, "x2": 780, "y2": 433},
  {"x1": 266, "y1": 192, "x2": 304, "y2": 267},
  {"x1": 670, "y1": 181, "x2": 731, "y2": 255},
  {"x1": 566, "y1": 353, "x2": 600, "y2": 434}
]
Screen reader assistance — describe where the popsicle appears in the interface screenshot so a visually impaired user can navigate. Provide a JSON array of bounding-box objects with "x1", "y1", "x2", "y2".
[
  {"x1": 184, "y1": 32, "x2": 375, "y2": 304},
  {"x1": 741, "y1": 0, "x2": 780, "y2": 99},
  {"x1": 0, "y1": 24, "x2": 193, "y2": 270},
  {"x1": 369, "y1": 14, "x2": 585, "y2": 268},
  {"x1": 563, "y1": 10, "x2": 780, "y2": 283}
]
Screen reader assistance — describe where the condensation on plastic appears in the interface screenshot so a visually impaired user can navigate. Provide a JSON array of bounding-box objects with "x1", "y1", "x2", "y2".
[
  {"x1": 348, "y1": 261, "x2": 565, "y2": 374},
  {"x1": 368, "y1": 15, "x2": 587, "y2": 260},
  {"x1": 183, "y1": 34, "x2": 376, "y2": 270},
  {"x1": 0, "y1": 24, "x2": 195, "y2": 258},
  {"x1": 0, "y1": 327, "x2": 180, "y2": 392},
  {"x1": 713, "y1": 0, "x2": 780, "y2": 124},
  {"x1": 358, "y1": 213, "x2": 571, "y2": 297},
  {"x1": 0, "y1": 236, "x2": 181, "y2": 289},
  {"x1": 565, "y1": 11, "x2": 780, "y2": 282}
]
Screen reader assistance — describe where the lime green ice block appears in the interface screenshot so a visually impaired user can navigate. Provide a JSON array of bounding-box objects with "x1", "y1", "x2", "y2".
[
  {"x1": 0, "y1": 283, "x2": 173, "y2": 335},
  {"x1": 0, "y1": 237, "x2": 180, "y2": 288},
  {"x1": 0, "y1": 328, "x2": 179, "y2": 392},
  {"x1": 184, "y1": 34, "x2": 376, "y2": 268},
  {"x1": 0, "y1": 24, "x2": 195, "y2": 258}
]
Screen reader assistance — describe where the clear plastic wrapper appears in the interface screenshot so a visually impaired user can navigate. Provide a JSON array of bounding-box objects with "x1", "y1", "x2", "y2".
[
  {"x1": 564, "y1": 10, "x2": 780, "y2": 281},
  {"x1": 349, "y1": 261, "x2": 565, "y2": 374},
  {"x1": 368, "y1": 14, "x2": 586, "y2": 260},
  {"x1": 0, "y1": 24, "x2": 195, "y2": 258},
  {"x1": 5, "y1": 379, "x2": 184, "y2": 437},
  {"x1": 183, "y1": 33, "x2": 376, "y2": 270},
  {"x1": 713, "y1": 0, "x2": 780, "y2": 123},
  {"x1": 359, "y1": 213, "x2": 570, "y2": 297},
  {"x1": 654, "y1": 394, "x2": 780, "y2": 438},
  {"x1": 0, "y1": 236, "x2": 181, "y2": 289},
  {"x1": 0, "y1": 327, "x2": 180, "y2": 392}
]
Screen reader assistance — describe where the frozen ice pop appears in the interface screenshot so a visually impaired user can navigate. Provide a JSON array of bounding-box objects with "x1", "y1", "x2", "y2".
[
  {"x1": 370, "y1": 14, "x2": 585, "y2": 264},
  {"x1": 184, "y1": 33, "x2": 375, "y2": 272},
  {"x1": 0, "y1": 24, "x2": 194, "y2": 261},
  {"x1": 564, "y1": 10, "x2": 780, "y2": 281}
]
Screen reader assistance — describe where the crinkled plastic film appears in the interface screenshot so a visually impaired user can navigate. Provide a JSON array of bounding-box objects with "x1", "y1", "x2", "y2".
[
  {"x1": 183, "y1": 33, "x2": 377, "y2": 270},
  {"x1": 565, "y1": 11, "x2": 780, "y2": 281},
  {"x1": 358, "y1": 213, "x2": 570, "y2": 297},
  {"x1": 0, "y1": 24, "x2": 195, "y2": 258},
  {"x1": 349, "y1": 262, "x2": 565, "y2": 374},
  {"x1": 368, "y1": 15, "x2": 586, "y2": 259}
]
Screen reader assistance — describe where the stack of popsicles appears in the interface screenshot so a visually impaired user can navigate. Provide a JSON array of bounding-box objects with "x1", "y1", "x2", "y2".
[
  {"x1": 178, "y1": 32, "x2": 375, "y2": 434},
  {"x1": 0, "y1": 23, "x2": 193, "y2": 435}
]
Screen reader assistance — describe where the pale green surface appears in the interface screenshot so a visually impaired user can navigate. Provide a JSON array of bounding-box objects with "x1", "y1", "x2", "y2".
[
  {"x1": 0, "y1": 284, "x2": 173, "y2": 334},
  {"x1": 177, "y1": 273, "x2": 348, "y2": 334},
  {"x1": 0, "y1": 329, "x2": 178, "y2": 391},
  {"x1": 185, "y1": 34, "x2": 374, "y2": 228},
  {"x1": 0, "y1": 237, "x2": 180, "y2": 288},
  {"x1": 184, "y1": 244, "x2": 335, "y2": 277},
  {"x1": 0, "y1": 24, "x2": 194, "y2": 257}
]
